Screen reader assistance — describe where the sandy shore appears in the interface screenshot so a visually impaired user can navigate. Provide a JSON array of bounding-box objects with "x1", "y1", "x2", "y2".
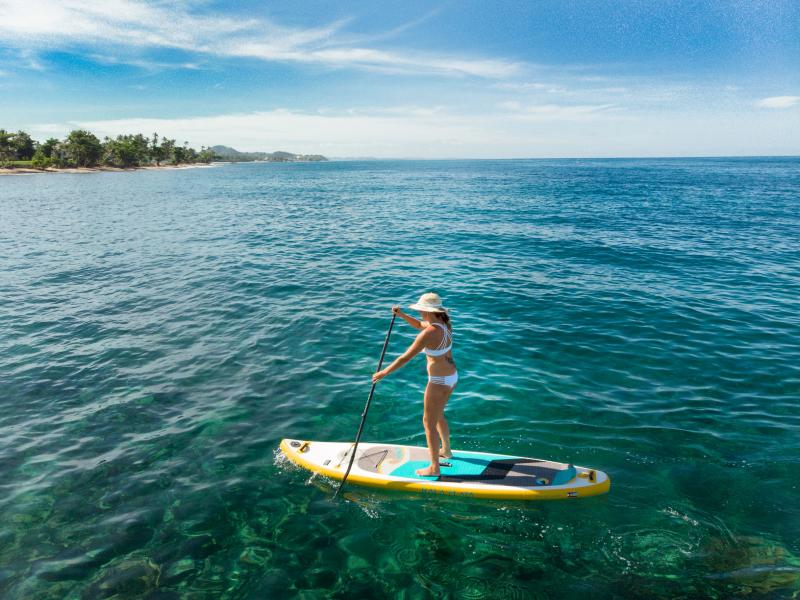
[{"x1": 0, "y1": 163, "x2": 221, "y2": 176}]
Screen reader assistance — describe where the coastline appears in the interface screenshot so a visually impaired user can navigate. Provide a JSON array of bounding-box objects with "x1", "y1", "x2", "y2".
[{"x1": 0, "y1": 163, "x2": 221, "y2": 176}]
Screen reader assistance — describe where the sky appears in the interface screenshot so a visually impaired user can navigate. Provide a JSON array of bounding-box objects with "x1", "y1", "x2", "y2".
[{"x1": 0, "y1": 0, "x2": 799, "y2": 158}]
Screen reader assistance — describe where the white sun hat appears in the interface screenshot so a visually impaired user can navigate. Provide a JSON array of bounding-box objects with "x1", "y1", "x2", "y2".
[{"x1": 409, "y1": 292, "x2": 448, "y2": 313}]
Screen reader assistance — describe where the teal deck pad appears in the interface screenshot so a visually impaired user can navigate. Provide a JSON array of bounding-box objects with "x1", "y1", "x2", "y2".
[
  {"x1": 390, "y1": 452, "x2": 500, "y2": 480},
  {"x1": 551, "y1": 465, "x2": 577, "y2": 485},
  {"x1": 389, "y1": 452, "x2": 577, "y2": 485}
]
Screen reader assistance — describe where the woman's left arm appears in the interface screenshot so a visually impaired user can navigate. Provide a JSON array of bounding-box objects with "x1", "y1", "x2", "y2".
[{"x1": 372, "y1": 329, "x2": 429, "y2": 383}]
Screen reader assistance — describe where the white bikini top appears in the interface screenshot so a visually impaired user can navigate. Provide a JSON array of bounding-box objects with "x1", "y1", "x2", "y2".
[{"x1": 424, "y1": 323, "x2": 452, "y2": 357}]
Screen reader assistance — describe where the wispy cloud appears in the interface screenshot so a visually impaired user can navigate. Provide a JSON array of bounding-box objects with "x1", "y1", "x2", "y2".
[
  {"x1": 494, "y1": 82, "x2": 568, "y2": 94},
  {"x1": 0, "y1": 0, "x2": 520, "y2": 77},
  {"x1": 756, "y1": 95, "x2": 800, "y2": 109},
  {"x1": 335, "y1": 105, "x2": 450, "y2": 117},
  {"x1": 89, "y1": 54, "x2": 203, "y2": 71},
  {"x1": 339, "y1": 6, "x2": 447, "y2": 45},
  {"x1": 220, "y1": 44, "x2": 519, "y2": 78},
  {"x1": 492, "y1": 77, "x2": 698, "y2": 108},
  {"x1": 0, "y1": 0, "x2": 257, "y2": 48},
  {"x1": 499, "y1": 101, "x2": 619, "y2": 118}
]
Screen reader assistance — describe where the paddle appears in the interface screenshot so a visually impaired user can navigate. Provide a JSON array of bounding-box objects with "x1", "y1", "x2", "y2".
[{"x1": 333, "y1": 311, "x2": 397, "y2": 499}]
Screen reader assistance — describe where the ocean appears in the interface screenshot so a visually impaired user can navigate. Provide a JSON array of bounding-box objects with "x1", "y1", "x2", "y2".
[{"x1": 1, "y1": 158, "x2": 799, "y2": 598}]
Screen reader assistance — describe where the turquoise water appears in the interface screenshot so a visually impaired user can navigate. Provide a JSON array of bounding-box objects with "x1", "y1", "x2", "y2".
[{"x1": 1, "y1": 158, "x2": 799, "y2": 598}]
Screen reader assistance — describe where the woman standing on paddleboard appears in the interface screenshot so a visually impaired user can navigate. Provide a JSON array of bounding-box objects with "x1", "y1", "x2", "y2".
[{"x1": 372, "y1": 292, "x2": 457, "y2": 476}]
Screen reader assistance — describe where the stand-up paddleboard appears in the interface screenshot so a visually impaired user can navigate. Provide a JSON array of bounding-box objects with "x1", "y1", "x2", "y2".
[{"x1": 280, "y1": 439, "x2": 610, "y2": 500}]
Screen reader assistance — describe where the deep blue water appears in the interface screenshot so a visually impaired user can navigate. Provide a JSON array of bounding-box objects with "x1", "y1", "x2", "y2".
[{"x1": 1, "y1": 158, "x2": 799, "y2": 599}]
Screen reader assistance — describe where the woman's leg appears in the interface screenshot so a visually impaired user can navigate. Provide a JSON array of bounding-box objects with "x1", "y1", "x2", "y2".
[
  {"x1": 416, "y1": 383, "x2": 454, "y2": 476},
  {"x1": 438, "y1": 379, "x2": 456, "y2": 457},
  {"x1": 437, "y1": 416, "x2": 452, "y2": 458}
]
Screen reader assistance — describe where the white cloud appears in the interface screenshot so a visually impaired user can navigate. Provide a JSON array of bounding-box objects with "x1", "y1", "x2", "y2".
[
  {"x1": 0, "y1": 0, "x2": 256, "y2": 47},
  {"x1": 53, "y1": 110, "x2": 502, "y2": 157},
  {"x1": 499, "y1": 101, "x2": 618, "y2": 118},
  {"x1": 601, "y1": 87, "x2": 628, "y2": 94},
  {"x1": 756, "y1": 96, "x2": 800, "y2": 109},
  {"x1": 16, "y1": 105, "x2": 637, "y2": 158},
  {"x1": 89, "y1": 54, "x2": 202, "y2": 71},
  {"x1": 0, "y1": 0, "x2": 520, "y2": 77},
  {"x1": 23, "y1": 105, "x2": 799, "y2": 158},
  {"x1": 494, "y1": 82, "x2": 568, "y2": 93},
  {"x1": 336, "y1": 105, "x2": 449, "y2": 117},
  {"x1": 493, "y1": 77, "x2": 698, "y2": 106},
  {"x1": 24, "y1": 107, "x2": 602, "y2": 159}
]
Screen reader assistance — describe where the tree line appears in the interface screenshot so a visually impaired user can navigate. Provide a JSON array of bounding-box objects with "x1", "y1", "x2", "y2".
[{"x1": 0, "y1": 129, "x2": 216, "y2": 169}]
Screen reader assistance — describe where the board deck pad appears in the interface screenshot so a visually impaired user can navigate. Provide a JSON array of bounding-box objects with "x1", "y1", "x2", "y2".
[
  {"x1": 389, "y1": 453, "x2": 495, "y2": 480},
  {"x1": 355, "y1": 445, "x2": 575, "y2": 486},
  {"x1": 280, "y1": 439, "x2": 610, "y2": 501}
]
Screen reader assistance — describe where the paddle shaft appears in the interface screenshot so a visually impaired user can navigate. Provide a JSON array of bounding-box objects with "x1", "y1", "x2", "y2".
[{"x1": 334, "y1": 312, "x2": 397, "y2": 498}]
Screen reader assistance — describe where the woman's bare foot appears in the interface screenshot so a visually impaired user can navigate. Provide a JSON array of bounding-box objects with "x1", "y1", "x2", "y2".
[
  {"x1": 415, "y1": 464, "x2": 440, "y2": 477},
  {"x1": 440, "y1": 451, "x2": 453, "y2": 459}
]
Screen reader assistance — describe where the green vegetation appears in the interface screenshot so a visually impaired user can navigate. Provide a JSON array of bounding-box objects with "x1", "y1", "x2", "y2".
[
  {"x1": 1, "y1": 128, "x2": 327, "y2": 171},
  {"x1": 1, "y1": 128, "x2": 216, "y2": 170}
]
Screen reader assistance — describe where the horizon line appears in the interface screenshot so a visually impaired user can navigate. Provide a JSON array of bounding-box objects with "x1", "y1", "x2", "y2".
[{"x1": 302, "y1": 154, "x2": 800, "y2": 161}]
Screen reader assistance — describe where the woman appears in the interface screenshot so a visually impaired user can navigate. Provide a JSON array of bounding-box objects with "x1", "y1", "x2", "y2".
[{"x1": 372, "y1": 292, "x2": 457, "y2": 476}]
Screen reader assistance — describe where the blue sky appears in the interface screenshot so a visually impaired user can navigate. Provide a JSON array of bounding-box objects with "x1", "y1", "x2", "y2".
[{"x1": 1, "y1": 0, "x2": 798, "y2": 157}]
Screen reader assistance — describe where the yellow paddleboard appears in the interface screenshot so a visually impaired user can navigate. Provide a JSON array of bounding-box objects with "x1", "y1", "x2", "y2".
[{"x1": 280, "y1": 439, "x2": 610, "y2": 500}]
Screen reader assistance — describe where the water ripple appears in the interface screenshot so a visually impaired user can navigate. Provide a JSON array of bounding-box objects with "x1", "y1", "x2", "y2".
[{"x1": 1, "y1": 158, "x2": 799, "y2": 598}]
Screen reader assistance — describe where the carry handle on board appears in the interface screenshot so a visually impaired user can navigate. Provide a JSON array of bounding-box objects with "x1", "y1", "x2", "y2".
[{"x1": 333, "y1": 312, "x2": 397, "y2": 499}]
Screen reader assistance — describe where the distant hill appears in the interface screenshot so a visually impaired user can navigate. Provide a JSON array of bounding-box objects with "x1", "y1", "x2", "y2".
[{"x1": 210, "y1": 145, "x2": 327, "y2": 162}]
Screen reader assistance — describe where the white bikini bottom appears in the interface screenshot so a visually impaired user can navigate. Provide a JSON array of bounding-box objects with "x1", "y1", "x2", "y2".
[{"x1": 428, "y1": 371, "x2": 458, "y2": 389}]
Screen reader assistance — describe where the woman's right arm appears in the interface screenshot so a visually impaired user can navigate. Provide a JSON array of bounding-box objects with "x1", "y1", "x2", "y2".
[
  {"x1": 393, "y1": 306, "x2": 426, "y2": 330},
  {"x1": 372, "y1": 328, "x2": 429, "y2": 383}
]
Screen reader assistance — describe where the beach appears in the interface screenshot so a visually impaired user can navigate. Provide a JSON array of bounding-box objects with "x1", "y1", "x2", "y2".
[{"x1": 0, "y1": 163, "x2": 220, "y2": 176}]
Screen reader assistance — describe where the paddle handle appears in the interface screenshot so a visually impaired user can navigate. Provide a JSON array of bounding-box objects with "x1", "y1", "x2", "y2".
[{"x1": 334, "y1": 312, "x2": 397, "y2": 498}]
